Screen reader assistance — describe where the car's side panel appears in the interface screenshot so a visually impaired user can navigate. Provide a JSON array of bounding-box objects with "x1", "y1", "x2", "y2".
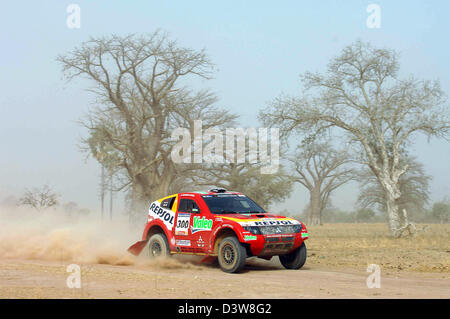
[
  {"x1": 173, "y1": 194, "x2": 215, "y2": 253},
  {"x1": 173, "y1": 196, "x2": 196, "y2": 252},
  {"x1": 142, "y1": 194, "x2": 179, "y2": 251},
  {"x1": 147, "y1": 195, "x2": 177, "y2": 230},
  {"x1": 142, "y1": 219, "x2": 171, "y2": 239}
]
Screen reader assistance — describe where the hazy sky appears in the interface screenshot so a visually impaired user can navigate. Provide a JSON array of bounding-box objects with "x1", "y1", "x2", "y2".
[{"x1": 1, "y1": 1, "x2": 449, "y2": 215}]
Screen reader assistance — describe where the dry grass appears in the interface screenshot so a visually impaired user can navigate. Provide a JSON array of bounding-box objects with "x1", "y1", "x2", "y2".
[{"x1": 305, "y1": 223, "x2": 450, "y2": 273}]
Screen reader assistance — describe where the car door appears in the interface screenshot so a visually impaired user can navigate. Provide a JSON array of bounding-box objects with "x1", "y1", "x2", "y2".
[{"x1": 175, "y1": 197, "x2": 211, "y2": 253}]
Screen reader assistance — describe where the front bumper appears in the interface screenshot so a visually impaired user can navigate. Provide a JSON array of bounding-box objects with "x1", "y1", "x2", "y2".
[{"x1": 243, "y1": 232, "x2": 306, "y2": 256}]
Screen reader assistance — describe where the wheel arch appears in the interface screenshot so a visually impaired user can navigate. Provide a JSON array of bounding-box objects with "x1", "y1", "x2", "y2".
[
  {"x1": 212, "y1": 227, "x2": 248, "y2": 255},
  {"x1": 143, "y1": 223, "x2": 171, "y2": 242}
]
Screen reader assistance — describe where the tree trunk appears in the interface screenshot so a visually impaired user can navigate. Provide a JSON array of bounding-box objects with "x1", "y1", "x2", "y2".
[
  {"x1": 128, "y1": 183, "x2": 149, "y2": 227},
  {"x1": 109, "y1": 173, "x2": 113, "y2": 221},
  {"x1": 311, "y1": 212, "x2": 321, "y2": 225},
  {"x1": 385, "y1": 192, "x2": 402, "y2": 237},
  {"x1": 308, "y1": 189, "x2": 322, "y2": 225},
  {"x1": 377, "y1": 169, "x2": 404, "y2": 237},
  {"x1": 100, "y1": 165, "x2": 105, "y2": 220}
]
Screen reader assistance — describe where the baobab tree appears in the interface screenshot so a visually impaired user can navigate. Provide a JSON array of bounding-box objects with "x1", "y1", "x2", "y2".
[
  {"x1": 186, "y1": 134, "x2": 292, "y2": 208},
  {"x1": 189, "y1": 162, "x2": 293, "y2": 209},
  {"x1": 260, "y1": 40, "x2": 449, "y2": 236},
  {"x1": 58, "y1": 32, "x2": 236, "y2": 221},
  {"x1": 290, "y1": 141, "x2": 354, "y2": 225}
]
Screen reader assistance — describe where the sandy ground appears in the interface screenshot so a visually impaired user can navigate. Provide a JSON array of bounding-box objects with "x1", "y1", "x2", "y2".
[
  {"x1": 0, "y1": 211, "x2": 448, "y2": 299},
  {"x1": 1, "y1": 257, "x2": 449, "y2": 299}
]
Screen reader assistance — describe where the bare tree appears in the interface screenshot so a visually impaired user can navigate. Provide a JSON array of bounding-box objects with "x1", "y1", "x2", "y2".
[
  {"x1": 290, "y1": 141, "x2": 354, "y2": 225},
  {"x1": 260, "y1": 41, "x2": 449, "y2": 236},
  {"x1": 190, "y1": 162, "x2": 293, "y2": 209},
  {"x1": 58, "y1": 32, "x2": 236, "y2": 221},
  {"x1": 18, "y1": 185, "x2": 59, "y2": 211},
  {"x1": 62, "y1": 201, "x2": 91, "y2": 217},
  {"x1": 62, "y1": 201, "x2": 79, "y2": 216},
  {"x1": 185, "y1": 131, "x2": 292, "y2": 209},
  {"x1": 357, "y1": 156, "x2": 431, "y2": 224},
  {"x1": 431, "y1": 200, "x2": 450, "y2": 224}
]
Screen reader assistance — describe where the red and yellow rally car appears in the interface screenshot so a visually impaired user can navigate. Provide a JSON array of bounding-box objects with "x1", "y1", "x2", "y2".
[{"x1": 128, "y1": 188, "x2": 309, "y2": 273}]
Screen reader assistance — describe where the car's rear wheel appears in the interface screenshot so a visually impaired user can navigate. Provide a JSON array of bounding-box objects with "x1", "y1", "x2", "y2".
[
  {"x1": 218, "y1": 236, "x2": 247, "y2": 273},
  {"x1": 147, "y1": 233, "x2": 170, "y2": 258},
  {"x1": 279, "y1": 242, "x2": 307, "y2": 269}
]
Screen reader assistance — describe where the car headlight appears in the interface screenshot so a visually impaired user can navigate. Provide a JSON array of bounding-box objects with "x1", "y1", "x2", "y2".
[
  {"x1": 291, "y1": 224, "x2": 302, "y2": 233},
  {"x1": 243, "y1": 226, "x2": 261, "y2": 235}
]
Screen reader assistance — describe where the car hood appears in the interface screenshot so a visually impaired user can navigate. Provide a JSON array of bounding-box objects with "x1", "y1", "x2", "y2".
[
  {"x1": 214, "y1": 213, "x2": 299, "y2": 224},
  {"x1": 214, "y1": 212, "x2": 279, "y2": 219}
]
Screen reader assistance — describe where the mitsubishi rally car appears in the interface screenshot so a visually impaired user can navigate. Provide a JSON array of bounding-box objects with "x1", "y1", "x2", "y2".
[{"x1": 128, "y1": 188, "x2": 309, "y2": 273}]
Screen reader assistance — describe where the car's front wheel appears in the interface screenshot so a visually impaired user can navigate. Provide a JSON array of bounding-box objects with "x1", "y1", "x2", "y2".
[
  {"x1": 218, "y1": 236, "x2": 247, "y2": 273},
  {"x1": 147, "y1": 233, "x2": 170, "y2": 258},
  {"x1": 279, "y1": 242, "x2": 307, "y2": 270}
]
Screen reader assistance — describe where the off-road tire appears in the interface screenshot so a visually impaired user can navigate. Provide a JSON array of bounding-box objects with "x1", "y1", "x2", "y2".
[
  {"x1": 279, "y1": 242, "x2": 307, "y2": 270},
  {"x1": 218, "y1": 236, "x2": 247, "y2": 273},
  {"x1": 147, "y1": 233, "x2": 170, "y2": 258}
]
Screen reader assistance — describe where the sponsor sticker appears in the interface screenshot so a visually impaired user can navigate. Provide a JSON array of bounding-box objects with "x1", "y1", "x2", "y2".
[
  {"x1": 197, "y1": 236, "x2": 205, "y2": 248},
  {"x1": 301, "y1": 232, "x2": 309, "y2": 238},
  {"x1": 148, "y1": 201, "x2": 175, "y2": 230},
  {"x1": 239, "y1": 218, "x2": 300, "y2": 227},
  {"x1": 192, "y1": 216, "x2": 213, "y2": 233},
  {"x1": 244, "y1": 235, "x2": 257, "y2": 241},
  {"x1": 254, "y1": 219, "x2": 296, "y2": 226},
  {"x1": 175, "y1": 239, "x2": 191, "y2": 247},
  {"x1": 175, "y1": 213, "x2": 191, "y2": 235}
]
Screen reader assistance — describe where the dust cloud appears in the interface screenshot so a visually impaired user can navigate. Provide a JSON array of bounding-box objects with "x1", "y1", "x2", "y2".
[{"x1": 0, "y1": 206, "x2": 202, "y2": 269}]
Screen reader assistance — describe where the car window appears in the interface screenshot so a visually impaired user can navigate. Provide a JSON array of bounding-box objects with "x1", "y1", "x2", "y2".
[
  {"x1": 178, "y1": 198, "x2": 200, "y2": 213},
  {"x1": 201, "y1": 195, "x2": 265, "y2": 214},
  {"x1": 161, "y1": 196, "x2": 176, "y2": 210}
]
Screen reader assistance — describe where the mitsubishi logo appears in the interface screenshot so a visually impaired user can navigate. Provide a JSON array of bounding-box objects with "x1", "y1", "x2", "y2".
[{"x1": 197, "y1": 236, "x2": 205, "y2": 248}]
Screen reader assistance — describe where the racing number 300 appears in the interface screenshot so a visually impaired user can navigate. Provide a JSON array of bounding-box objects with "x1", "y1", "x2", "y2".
[{"x1": 177, "y1": 220, "x2": 189, "y2": 228}]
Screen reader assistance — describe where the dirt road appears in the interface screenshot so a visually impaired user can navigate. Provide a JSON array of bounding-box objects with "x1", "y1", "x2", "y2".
[{"x1": 1, "y1": 257, "x2": 448, "y2": 298}]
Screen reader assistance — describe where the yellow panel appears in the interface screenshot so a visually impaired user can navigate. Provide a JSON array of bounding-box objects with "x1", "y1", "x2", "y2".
[{"x1": 156, "y1": 194, "x2": 179, "y2": 211}]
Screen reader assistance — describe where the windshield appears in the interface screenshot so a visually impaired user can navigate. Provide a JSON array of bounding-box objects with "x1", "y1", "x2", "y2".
[{"x1": 202, "y1": 194, "x2": 266, "y2": 214}]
